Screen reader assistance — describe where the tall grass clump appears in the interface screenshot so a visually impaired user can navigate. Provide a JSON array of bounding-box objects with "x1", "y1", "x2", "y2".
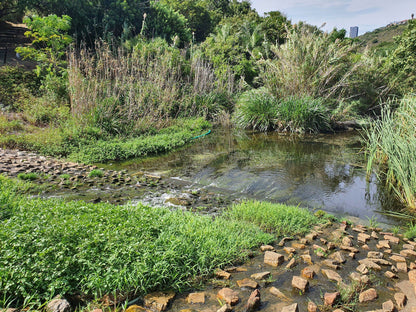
[
  {"x1": 276, "y1": 96, "x2": 331, "y2": 133},
  {"x1": 0, "y1": 176, "x2": 272, "y2": 307},
  {"x1": 366, "y1": 96, "x2": 416, "y2": 210},
  {"x1": 225, "y1": 200, "x2": 320, "y2": 236},
  {"x1": 262, "y1": 25, "x2": 359, "y2": 101},
  {"x1": 233, "y1": 88, "x2": 279, "y2": 131}
]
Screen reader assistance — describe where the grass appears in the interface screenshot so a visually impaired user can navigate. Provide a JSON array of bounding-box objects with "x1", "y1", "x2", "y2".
[
  {"x1": 17, "y1": 172, "x2": 39, "y2": 181},
  {"x1": 0, "y1": 176, "x2": 275, "y2": 307},
  {"x1": 88, "y1": 169, "x2": 104, "y2": 178},
  {"x1": 225, "y1": 200, "x2": 321, "y2": 236},
  {"x1": 365, "y1": 96, "x2": 416, "y2": 210}
]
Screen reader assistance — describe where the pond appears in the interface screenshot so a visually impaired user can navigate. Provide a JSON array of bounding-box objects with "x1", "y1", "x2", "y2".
[{"x1": 100, "y1": 128, "x2": 403, "y2": 226}]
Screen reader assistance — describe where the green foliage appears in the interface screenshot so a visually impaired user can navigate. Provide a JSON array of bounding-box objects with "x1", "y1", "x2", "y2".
[
  {"x1": 225, "y1": 200, "x2": 320, "y2": 236},
  {"x1": 17, "y1": 173, "x2": 39, "y2": 181},
  {"x1": 88, "y1": 169, "x2": 103, "y2": 178},
  {"x1": 276, "y1": 96, "x2": 331, "y2": 133},
  {"x1": 233, "y1": 88, "x2": 278, "y2": 131},
  {"x1": 366, "y1": 96, "x2": 416, "y2": 210},
  {"x1": 405, "y1": 223, "x2": 416, "y2": 239},
  {"x1": 0, "y1": 115, "x2": 23, "y2": 134},
  {"x1": 0, "y1": 176, "x2": 272, "y2": 306},
  {"x1": 16, "y1": 15, "x2": 72, "y2": 77},
  {"x1": 0, "y1": 0, "x2": 25, "y2": 21}
]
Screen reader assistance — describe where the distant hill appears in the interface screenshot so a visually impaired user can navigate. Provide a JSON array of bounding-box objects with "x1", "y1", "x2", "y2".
[{"x1": 357, "y1": 22, "x2": 408, "y2": 54}]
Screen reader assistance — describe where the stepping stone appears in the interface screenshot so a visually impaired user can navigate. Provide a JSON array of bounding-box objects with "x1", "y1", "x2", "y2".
[
  {"x1": 300, "y1": 255, "x2": 313, "y2": 265},
  {"x1": 384, "y1": 235, "x2": 400, "y2": 244},
  {"x1": 359, "y1": 288, "x2": 377, "y2": 303},
  {"x1": 285, "y1": 258, "x2": 296, "y2": 269},
  {"x1": 397, "y1": 262, "x2": 408, "y2": 273},
  {"x1": 278, "y1": 237, "x2": 292, "y2": 247},
  {"x1": 324, "y1": 292, "x2": 339, "y2": 306},
  {"x1": 291, "y1": 243, "x2": 306, "y2": 249},
  {"x1": 281, "y1": 303, "x2": 298, "y2": 312},
  {"x1": 307, "y1": 301, "x2": 317, "y2": 312},
  {"x1": 322, "y1": 259, "x2": 340, "y2": 270},
  {"x1": 216, "y1": 304, "x2": 232, "y2": 312},
  {"x1": 217, "y1": 288, "x2": 239, "y2": 306},
  {"x1": 245, "y1": 289, "x2": 260, "y2": 312},
  {"x1": 321, "y1": 269, "x2": 342, "y2": 283},
  {"x1": 367, "y1": 251, "x2": 383, "y2": 259},
  {"x1": 384, "y1": 271, "x2": 397, "y2": 279},
  {"x1": 237, "y1": 278, "x2": 258, "y2": 289},
  {"x1": 342, "y1": 236, "x2": 352, "y2": 247},
  {"x1": 358, "y1": 259, "x2": 382, "y2": 271},
  {"x1": 284, "y1": 247, "x2": 296, "y2": 254},
  {"x1": 269, "y1": 287, "x2": 291, "y2": 301},
  {"x1": 403, "y1": 244, "x2": 415, "y2": 250},
  {"x1": 250, "y1": 272, "x2": 270, "y2": 280},
  {"x1": 401, "y1": 249, "x2": 416, "y2": 257},
  {"x1": 260, "y1": 245, "x2": 274, "y2": 252},
  {"x1": 187, "y1": 293, "x2": 205, "y2": 304},
  {"x1": 377, "y1": 240, "x2": 391, "y2": 249},
  {"x1": 329, "y1": 251, "x2": 346, "y2": 263},
  {"x1": 382, "y1": 300, "x2": 394, "y2": 312},
  {"x1": 301, "y1": 267, "x2": 315, "y2": 279},
  {"x1": 144, "y1": 292, "x2": 175, "y2": 312},
  {"x1": 394, "y1": 292, "x2": 407, "y2": 309},
  {"x1": 292, "y1": 276, "x2": 309, "y2": 293},
  {"x1": 409, "y1": 270, "x2": 416, "y2": 284},
  {"x1": 264, "y1": 251, "x2": 284, "y2": 267},
  {"x1": 358, "y1": 233, "x2": 371, "y2": 243},
  {"x1": 390, "y1": 255, "x2": 406, "y2": 262},
  {"x1": 356, "y1": 264, "x2": 369, "y2": 274},
  {"x1": 215, "y1": 270, "x2": 231, "y2": 280}
]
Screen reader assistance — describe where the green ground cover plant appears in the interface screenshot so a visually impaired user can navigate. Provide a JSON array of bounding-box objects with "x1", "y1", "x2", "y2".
[{"x1": 88, "y1": 169, "x2": 103, "y2": 178}]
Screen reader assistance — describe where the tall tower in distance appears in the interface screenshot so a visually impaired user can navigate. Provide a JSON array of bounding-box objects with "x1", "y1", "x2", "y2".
[{"x1": 350, "y1": 26, "x2": 359, "y2": 38}]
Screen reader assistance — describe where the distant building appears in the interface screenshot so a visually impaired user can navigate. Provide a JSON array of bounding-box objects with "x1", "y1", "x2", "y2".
[{"x1": 350, "y1": 26, "x2": 359, "y2": 38}]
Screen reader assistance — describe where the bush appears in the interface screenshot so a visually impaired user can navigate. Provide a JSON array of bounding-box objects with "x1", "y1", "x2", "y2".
[
  {"x1": 233, "y1": 88, "x2": 278, "y2": 131},
  {"x1": 276, "y1": 96, "x2": 331, "y2": 133}
]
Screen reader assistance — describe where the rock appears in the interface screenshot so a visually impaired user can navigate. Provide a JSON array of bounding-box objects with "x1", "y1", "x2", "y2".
[
  {"x1": 245, "y1": 289, "x2": 261, "y2": 312},
  {"x1": 382, "y1": 300, "x2": 394, "y2": 312},
  {"x1": 358, "y1": 259, "x2": 382, "y2": 271},
  {"x1": 409, "y1": 270, "x2": 416, "y2": 284},
  {"x1": 217, "y1": 288, "x2": 239, "y2": 306},
  {"x1": 187, "y1": 293, "x2": 205, "y2": 304},
  {"x1": 264, "y1": 251, "x2": 284, "y2": 267},
  {"x1": 307, "y1": 301, "x2": 317, "y2": 312},
  {"x1": 340, "y1": 245, "x2": 359, "y2": 253},
  {"x1": 397, "y1": 281, "x2": 416, "y2": 312},
  {"x1": 144, "y1": 292, "x2": 175, "y2": 312},
  {"x1": 384, "y1": 235, "x2": 400, "y2": 244},
  {"x1": 384, "y1": 271, "x2": 397, "y2": 279},
  {"x1": 292, "y1": 243, "x2": 306, "y2": 249},
  {"x1": 322, "y1": 259, "x2": 340, "y2": 270},
  {"x1": 250, "y1": 272, "x2": 270, "y2": 280},
  {"x1": 327, "y1": 242, "x2": 336, "y2": 250},
  {"x1": 324, "y1": 292, "x2": 339, "y2": 306},
  {"x1": 301, "y1": 255, "x2": 313, "y2": 265},
  {"x1": 215, "y1": 269, "x2": 231, "y2": 280},
  {"x1": 260, "y1": 245, "x2": 274, "y2": 252},
  {"x1": 411, "y1": 263, "x2": 416, "y2": 270},
  {"x1": 278, "y1": 237, "x2": 292, "y2": 247},
  {"x1": 361, "y1": 244, "x2": 370, "y2": 250},
  {"x1": 390, "y1": 255, "x2": 406, "y2": 262},
  {"x1": 350, "y1": 272, "x2": 368, "y2": 283},
  {"x1": 46, "y1": 298, "x2": 71, "y2": 312},
  {"x1": 236, "y1": 267, "x2": 247, "y2": 272},
  {"x1": 349, "y1": 252, "x2": 355, "y2": 259},
  {"x1": 368, "y1": 251, "x2": 383, "y2": 259},
  {"x1": 358, "y1": 233, "x2": 371, "y2": 243},
  {"x1": 284, "y1": 247, "x2": 296, "y2": 254},
  {"x1": 394, "y1": 292, "x2": 407, "y2": 309},
  {"x1": 291, "y1": 276, "x2": 309, "y2": 293},
  {"x1": 281, "y1": 303, "x2": 298, "y2": 312},
  {"x1": 353, "y1": 226, "x2": 366, "y2": 233},
  {"x1": 359, "y1": 288, "x2": 378, "y2": 303},
  {"x1": 400, "y1": 249, "x2": 416, "y2": 257},
  {"x1": 397, "y1": 261, "x2": 408, "y2": 272},
  {"x1": 342, "y1": 236, "x2": 352, "y2": 247},
  {"x1": 322, "y1": 269, "x2": 342, "y2": 283},
  {"x1": 301, "y1": 267, "x2": 315, "y2": 279},
  {"x1": 371, "y1": 231, "x2": 379, "y2": 239},
  {"x1": 377, "y1": 240, "x2": 391, "y2": 249},
  {"x1": 126, "y1": 305, "x2": 151, "y2": 312},
  {"x1": 286, "y1": 258, "x2": 296, "y2": 269},
  {"x1": 329, "y1": 251, "x2": 346, "y2": 263},
  {"x1": 269, "y1": 287, "x2": 291, "y2": 301},
  {"x1": 217, "y1": 304, "x2": 232, "y2": 312},
  {"x1": 237, "y1": 278, "x2": 258, "y2": 289},
  {"x1": 368, "y1": 258, "x2": 392, "y2": 266},
  {"x1": 403, "y1": 243, "x2": 415, "y2": 250},
  {"x1": 305, "y1": 232, "x2": 318, "y2": 241}
]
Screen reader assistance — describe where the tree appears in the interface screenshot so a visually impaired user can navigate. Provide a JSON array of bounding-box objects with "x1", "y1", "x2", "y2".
[
  {"x1": 0, "y1": 0, "x2": 25, "y2": 21},
  {"x1": 260, "y1": 11, "x2": 291, "y2": 45}
]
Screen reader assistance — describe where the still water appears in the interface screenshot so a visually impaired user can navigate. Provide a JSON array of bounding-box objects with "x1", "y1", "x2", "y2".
[{"x1": 103, "y1": 128, "x2": 402, "y2": 225}]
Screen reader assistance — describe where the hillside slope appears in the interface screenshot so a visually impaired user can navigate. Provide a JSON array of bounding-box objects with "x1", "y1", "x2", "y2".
[{"x1": 358, "y1": 22, "x2": 407, "y2": 54}]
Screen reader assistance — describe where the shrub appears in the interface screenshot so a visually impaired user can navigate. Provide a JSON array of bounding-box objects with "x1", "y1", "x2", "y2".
[
  {"x1": 233, "y1": 88, "x2": 278, "y2": 131},
  {"x1": 17, "y1": 173, "x2": 39, "y2": 181},
  {"x1": 88, "y1": 169, "x2": 103, "y2": 178},
  {"x1": 276, "y1": 96, "x2": 331, "y2": 133}
]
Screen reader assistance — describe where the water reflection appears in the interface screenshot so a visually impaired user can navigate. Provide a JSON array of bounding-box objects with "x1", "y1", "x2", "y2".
[{"x1": 104, "y1": 128, "x2": 403, "y2": 225}]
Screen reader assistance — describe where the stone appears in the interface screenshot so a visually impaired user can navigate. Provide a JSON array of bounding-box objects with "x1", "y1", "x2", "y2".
[
  {"x1": 404, "y1": 243, "x2": 415, "y2": 250},
  {"x1": 237, "y1": 278, "x2": 258, "y2": 289},
  {"x1": 401, "y1": 249, "x2": 416, "y2": 257},
  {"x1": 371, "y1": 231, "x2": 379, "y2": 239},
  {"x1": 340, "y1": 245, "x2": 359, "y2": 253},
  {"x1": 329, "y1": 251, "x2": 346, "y2": 263},
  {"x1": 286, "y1": 258, "x2": 296, "y2": 269},
  {"x1": 322, "y1": 269, "x2": 342, "y2": 283},
  {"x1": 411, "y1": 263, "x2": 416, "y2": 270},
  {"x1": 187, "y1": 293, "x2": 205, "y2": 304},
  {"x1": 384, "y1": 271, "x2": 397, "y2": 279},
  {"x1": 368, "y1": 251, "x2": 383, "y2": 259},
  {"x1": 397, "y1": 261, "x2": 408, "y2": 273},
  {"x1": 292, "y1": 243, "x2": 306, "y2": 249},
  {"x1": 301, "y1": 267, "x2": 315, "y2": 279},
  {"x1": 357, "y1": 264, "x2": 369, "y2": 274},
  {"x1": 349, "y1": 252, "x2": 355, "y2": 259},
  {"x1": 126, "y1": 305, "x2": 151, "y2": 312},
  {"x1": 327, "y1": 242, "x2": 336, "y2": 250},
  {"x1": 359, "y1": 288, "x2": 378, "y2": 303},
  {"x1": 382, "y1": 300, "x2": 394, "y2": 312},
  {"x1": 378, "y1": 240, "x2": 391, "y2": 249},
  {"x1": 322, "y1": 259, "x2": 340, "y2": 270},
  {"x1": 264, "y1": 251, "x2": 284, "y2": 267},
  {"x1": 278, "y1": 237, "x2": 292, "y2": 246},
  {"x1": 245, "y1": 289, "x2": 261, "y2": 312},
  {"x1": 216, "y1": 304, "x2": 232, "y2": 312},
  {"x1": 215, "y1": 269, "x2": 231, "y2": 280},
  {"x1": 291, "y1": 276, "x2": 309, "y2": 293},
  {"x1": 324, "y1": 292, "x2": 339, "y2": 306},
  {"x1": 409, "y1": 270, "x2": 416, "y2": 284},
  {"x1": 394, "y1": 292, "x2": 407, "y2": 309},
  {"x1": 250, "y1": 272, "x2": 271, "y2": 280},
  {"x1": 260, "y1": 245, "x2": 274, "y2": 252},
  {"x1": 301, "y1": 254, "x2": 313, "y2": 265},
  {"x1": 46, "y1": 298, "x2": 71, "y2": 312},
  {"x1": 384, "y1": 235, "x2": 400, "y2": 244},
  {"x1": 281, "y1": 303, "x2": 298, "y2": 312},
  {"x1": 350, "y1": 272, "x2": 368, "y2": 283},
  {"x1": 284, "y1": 247, "x2": 296, "y2": 254},
  {"x1": 390, "y1": 255, "x2": 406, "y2": 262},
  {"x1": 353, "y1": 226, "x2": 366, "y2": 233},
  {"x1": 361, "y1": 244, "x2": 370, "y2": 250},
  {"x1": 358, "y1": 259, "x2": 382, "y2": 271},
  {"x1": 342, "y1": 236, "x2": 352, "y2": 247},
  {"x1": 305, "y1": 232, "x2": 318, "y2": 241},
  {"x1": 368, "y1": 258, "x2": 392, "y2": 266},
  {"x1": 269, "y1": 287, "x2": 290, "y2": 301},
  {"x1": 236, "y1": 267, "x2": 247, "y2": 272},
  {"x1": 307, "y1": 301, "x2": 317, "y2": 312},
  {"x1": 144, "y1": 292, "x2": 175, "y2": 312},
  {"x1": 358, "y1": 233, "x2": 371, "y2": 243},
  {"x1": 217, "y1": 288, "x2": 239, "y2": 306}
]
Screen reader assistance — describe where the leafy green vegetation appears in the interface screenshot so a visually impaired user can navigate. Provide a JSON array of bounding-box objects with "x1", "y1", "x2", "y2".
[
  {"x1": 88, "y1": 169, "x2": 103, "y2": 178},
  {"x1": 0, "y1": 176, "x2": 275, "y2": 306},
  {"x1": 225, "y1": 200, "x2": 321, "y2": 236},
  {"x1": 17, "y1": 172, "x2": 39, "y2": 181}
]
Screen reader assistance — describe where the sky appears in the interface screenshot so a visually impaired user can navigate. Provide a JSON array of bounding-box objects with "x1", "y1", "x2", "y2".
[{"x1": 250, "y1": 0, "x2": 415, "y2": 36}]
